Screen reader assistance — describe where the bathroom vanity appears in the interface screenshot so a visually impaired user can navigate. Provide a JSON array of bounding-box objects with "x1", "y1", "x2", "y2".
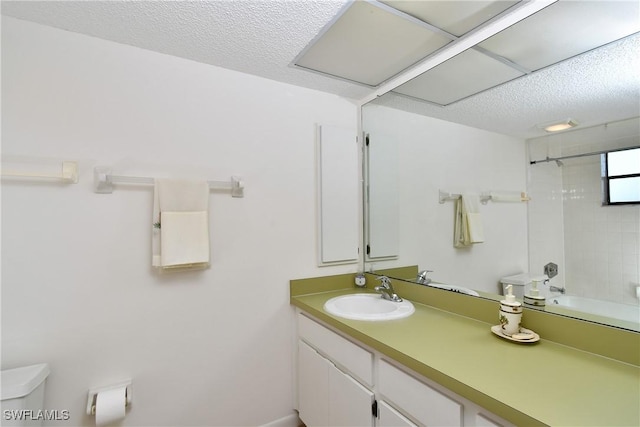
[
  {"x1": 297, "y1": 311, "x2": 513, "y2": 427},
  {"x1": 290, "y1": 274, "x2": 640, "y2": 427}
]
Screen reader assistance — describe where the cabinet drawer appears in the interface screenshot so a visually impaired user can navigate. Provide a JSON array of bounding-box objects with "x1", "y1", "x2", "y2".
[
  {"x1": 475, "y1": 412, "x2": 507, "y2": 427},
  {"x1": 378, "y1": 359, "x2": 462, "y2": 426},
  {"x1": 298, "y1": 313, "x2": 373, "y2": 386},
  {"x1": 378, "y1": 400, "x2": 418, "y2": 427}
]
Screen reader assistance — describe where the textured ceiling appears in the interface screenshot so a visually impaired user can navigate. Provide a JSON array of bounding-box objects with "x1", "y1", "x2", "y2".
[
  {"x1": 2, "y1": 0, "x2": 639, "y2": 139},
  {"x1": 375, "y1": 33, "x2": 640, "y2": 139}
]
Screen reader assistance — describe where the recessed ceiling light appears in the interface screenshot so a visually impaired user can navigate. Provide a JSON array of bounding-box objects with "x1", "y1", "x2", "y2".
[{"x1": 540, "y1": 119, "x2": 578, "y2": 132}]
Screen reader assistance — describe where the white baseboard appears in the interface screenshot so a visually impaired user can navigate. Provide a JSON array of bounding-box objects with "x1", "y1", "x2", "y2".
[{"x1": 261, "y1": 412, "x2": 302, "y2": 427}]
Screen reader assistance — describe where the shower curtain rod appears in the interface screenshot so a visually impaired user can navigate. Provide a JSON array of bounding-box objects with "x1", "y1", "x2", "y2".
[{"x1": 529, "y1": 145, "x2": 639, "y2": 165}]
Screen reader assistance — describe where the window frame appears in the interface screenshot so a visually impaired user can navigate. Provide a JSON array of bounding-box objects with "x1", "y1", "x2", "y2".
[{"x1": 602, "y1": 146, "x2": 640, "y2": 206}]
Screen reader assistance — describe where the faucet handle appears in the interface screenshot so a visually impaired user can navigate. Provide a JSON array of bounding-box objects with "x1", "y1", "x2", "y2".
[
  {"x1": 374, "y1": 276, "x2": 403, "y2": 302},
  {"x1": 376, "y1": 275, "x2": 391, "y2": 284},
  {"x1": 417, "y1": 270, "x2": 433, "y2": 284},
  {"x1": 376, "y1": 276, "x2": 394, "y2": 289}
]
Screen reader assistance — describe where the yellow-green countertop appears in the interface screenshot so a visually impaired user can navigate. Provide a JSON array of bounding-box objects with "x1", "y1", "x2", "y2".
[{"x1": 291, "y1": 285, "x2": 640, "y2": 427}]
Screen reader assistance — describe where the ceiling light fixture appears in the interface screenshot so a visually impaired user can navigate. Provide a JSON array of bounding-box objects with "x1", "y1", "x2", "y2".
[{"x1": 540, "y1": 118, "x2": 578, "y2": 132}]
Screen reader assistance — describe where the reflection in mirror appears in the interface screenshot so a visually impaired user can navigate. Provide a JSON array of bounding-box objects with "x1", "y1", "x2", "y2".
[
  {"x1": 363, "y1": 104, "x2": 640, "y2": 331},
  {"x1": 363, "y1": 102, "x2": 529, "y2": 292},
  {"x1": 527, "y1": 118, "x2": 639, "y2": 331},
  {"x1": 363, "y1": 108, "x2": 640, "y2": 333},
  {"x1": 361, "y1": 3, "x2": 639, "y2": 331}
]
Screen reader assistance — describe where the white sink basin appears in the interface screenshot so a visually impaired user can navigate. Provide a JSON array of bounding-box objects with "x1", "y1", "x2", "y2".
[{"x1": 323, "y1": 293, "x2": 415, "y2": 321}]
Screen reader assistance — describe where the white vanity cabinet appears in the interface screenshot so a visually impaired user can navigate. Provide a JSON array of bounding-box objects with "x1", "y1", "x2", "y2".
[{"x1": 296, "y1": 312, "x2": 513, "y2": 427}]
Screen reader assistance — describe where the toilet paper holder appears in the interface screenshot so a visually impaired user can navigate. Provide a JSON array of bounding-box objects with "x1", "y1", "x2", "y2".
[{"x1": 86, "y1": 380, "x2": 132, "y2": 415}]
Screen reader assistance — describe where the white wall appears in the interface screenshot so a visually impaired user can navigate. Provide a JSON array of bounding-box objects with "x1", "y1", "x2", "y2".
[
  {"x1": 362, "y1": 104, "x2": 529, "y2": 294},
  {"x1": 527, "y1": 118, "x2": 640, "y2": 304},
  {"x1": 1, "y1": 17, "x2": 358, "y2": 426}
]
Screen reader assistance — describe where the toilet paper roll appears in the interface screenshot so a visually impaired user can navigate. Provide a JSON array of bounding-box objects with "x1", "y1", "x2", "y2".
[{"x1": 95, "y1": 386, "x2": 126, "y2": 427}]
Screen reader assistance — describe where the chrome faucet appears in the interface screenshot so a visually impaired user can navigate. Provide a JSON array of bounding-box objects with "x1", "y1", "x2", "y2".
[
  {"x1": 417, "y1": 270, "x2": 433, "y2": 285},
  {"x1": 549, "y1": 285, "x2": 566, "y2": 294},
  {"x1": 374, "y1": 276, "x2": 403, "y2": 302}
]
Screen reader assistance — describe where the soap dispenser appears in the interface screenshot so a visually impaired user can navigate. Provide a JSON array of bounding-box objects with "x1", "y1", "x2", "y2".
[
  {"x1": 524, "y1": 278, "x2": 546, "y2": 308},
  {"x1": 499, "y1": 285, "x2": 523, "y2": 336}
]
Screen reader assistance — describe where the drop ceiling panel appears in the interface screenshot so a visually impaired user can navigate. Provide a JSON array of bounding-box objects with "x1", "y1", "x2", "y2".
[
  {"x1": 392, "y1": 48, "x2": 524, "y2": 105},
  {"x1": 479, "y1": 0, "x2": 640, "y2": 71},
  {"x1": 381, "y1": 0, "x2": 519, "y2": 37},
  {"x1": 294, "y1": 1, "x2": 452, "y2": 86}
]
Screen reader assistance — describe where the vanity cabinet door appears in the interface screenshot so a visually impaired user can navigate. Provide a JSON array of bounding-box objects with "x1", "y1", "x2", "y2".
[
  {"x1": 298, "y1": 340, "x2": 330, "y2": 427},
  {"x1": 378, "y1": 400, "x2": 418, "y2": 427},
  {"x1": 298, "y1": 340, "x2": 374, "y2": 427},
  {"x1": 328, "y1": 364, "x2": 374, "y2": 427}
]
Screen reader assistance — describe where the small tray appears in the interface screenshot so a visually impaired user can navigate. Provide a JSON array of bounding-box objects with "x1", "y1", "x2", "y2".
[{"x1": 491, "y1": 325, "x2": 540, "y2": 343}]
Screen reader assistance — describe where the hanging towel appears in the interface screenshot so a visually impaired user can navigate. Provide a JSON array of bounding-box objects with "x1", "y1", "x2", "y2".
[
  {"x1": 454, "y1": 193, "x2": 484, "y2": 247},
  {"x1": 463, "y1": 193, "x2": 484, "y2": 244},
  {"x1": 152, "y1": 179, "x2": 210, "y2": 270},
  {"x1": 453, "y1": 198, "x2": 467, "y2": 248}
]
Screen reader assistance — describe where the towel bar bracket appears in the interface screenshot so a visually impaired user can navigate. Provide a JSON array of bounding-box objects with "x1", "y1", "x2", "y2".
[
  {"x1": 439, "y1": 190, "x2": 469, "y2": 204},
  {"x1": 230, "y1": 176, "x2": 244, "y2": 198},
  {"x1": 94, "y1": 166, "x2": 114, "y2": 193}
]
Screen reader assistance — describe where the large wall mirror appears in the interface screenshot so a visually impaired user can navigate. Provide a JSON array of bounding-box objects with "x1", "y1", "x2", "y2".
[{"x1": 356, "y1": 1, "x2": 640, "y2": 331}]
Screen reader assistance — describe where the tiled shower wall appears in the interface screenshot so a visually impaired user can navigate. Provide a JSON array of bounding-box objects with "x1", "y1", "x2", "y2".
[
  {"x1": 528, "y1": 118, "x2": 640, "y2": 305},
  {"x1": 527, "y1": 158, "x2": 566, "y2": 288}
]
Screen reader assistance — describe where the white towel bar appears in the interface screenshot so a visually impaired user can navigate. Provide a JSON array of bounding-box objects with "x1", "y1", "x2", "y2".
[
  {"x1": 439, "y1": 190, "x2": 491, "y2": 204},
  {"x1": 93, "y1": 167, "x2": 244, "y2": 197},
  {"x1": 1, "y1": 161, "x2": 79, "y2": 183},
  {"x1": 438, "y1": 190, "x2": 529, "y2": 204}
]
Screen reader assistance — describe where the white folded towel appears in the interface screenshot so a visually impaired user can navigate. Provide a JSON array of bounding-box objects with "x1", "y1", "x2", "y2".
[
  {"x1": 454, "y1": 193, "x2": 484, "y2": 247},
  {"x1": 466, "y1": 212, "x2": 484, "y2": 243},
  {"x1": 152, "y1": 179, "x2": 210, "y2": 269},
  {"x1": 463, "y1": 193, "x2": 484, "y2": 243}
]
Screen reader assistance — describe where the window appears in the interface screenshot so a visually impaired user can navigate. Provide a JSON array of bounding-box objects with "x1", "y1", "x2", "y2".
[{"x1": 603, "y1": 147, "x2": 640, "y2": 205}]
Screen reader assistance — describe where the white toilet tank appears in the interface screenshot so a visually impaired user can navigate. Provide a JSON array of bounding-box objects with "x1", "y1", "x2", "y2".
[
  {"x1": 1, "y1": 364, "x2": 50, "y2": 426},
  {"x1": 500, "y1": 273, "x2": 530, "y2": 299}
]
